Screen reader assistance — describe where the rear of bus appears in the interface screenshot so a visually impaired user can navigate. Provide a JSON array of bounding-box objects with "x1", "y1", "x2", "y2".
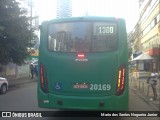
[{"x1": 38, "y1": 17, "x2": 128, "y2": 111}]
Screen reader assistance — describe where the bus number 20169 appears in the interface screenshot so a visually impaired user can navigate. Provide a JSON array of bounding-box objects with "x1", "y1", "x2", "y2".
[{"x1": 90, "y1": 84, "x2": 111, "y2": 91}]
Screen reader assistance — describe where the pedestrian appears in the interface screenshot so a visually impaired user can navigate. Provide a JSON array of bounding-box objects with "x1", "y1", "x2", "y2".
[
  {"x1": 147, "y1": 70, "x2": 158, "y2": 100},
  {"x1": 34, "y1": 65, "x2": 38, "y2": 77},
  {"x1": 30, "y1": 63, "x2": 34, "y2": 79}
]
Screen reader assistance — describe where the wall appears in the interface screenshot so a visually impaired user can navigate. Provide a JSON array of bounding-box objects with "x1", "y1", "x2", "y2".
[{"x1": 0, "y1": 63, "x2": 30, "y2": 79}]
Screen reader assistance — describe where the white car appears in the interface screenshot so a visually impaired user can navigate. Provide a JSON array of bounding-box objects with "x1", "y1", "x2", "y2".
[{"x1": 0, "y1": 77, "x2": 8, "y2": 94}]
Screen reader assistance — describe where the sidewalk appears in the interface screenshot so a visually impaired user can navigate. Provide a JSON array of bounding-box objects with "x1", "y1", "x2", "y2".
[
  {"x1": 130, "y1": 75, "x2": 160, "y2": 111},
  {"x1": 6, "y1": 76, "x2": 37, "y2": 87}
]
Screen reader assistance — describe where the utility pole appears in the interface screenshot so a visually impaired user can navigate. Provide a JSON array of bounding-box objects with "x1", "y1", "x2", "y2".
[
  {"x1": 30, "y1": 0, "x2": 32, "y2": 49},
  {"x1": 29, "y1": 0, "x2": 33, "y2": 49},
  {"x1": 158, "y1": 0, "x2": 160, "y2": 110}
]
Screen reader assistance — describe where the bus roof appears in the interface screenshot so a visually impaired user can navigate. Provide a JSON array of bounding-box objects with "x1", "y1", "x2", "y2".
[{"x1": 41, "y1": 16, "x2": 125, "y2": 25}]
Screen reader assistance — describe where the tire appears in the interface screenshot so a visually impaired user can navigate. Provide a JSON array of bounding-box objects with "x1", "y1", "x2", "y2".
[{"x1": 0, "y1": 84, "x2": 7, "y2": 94}]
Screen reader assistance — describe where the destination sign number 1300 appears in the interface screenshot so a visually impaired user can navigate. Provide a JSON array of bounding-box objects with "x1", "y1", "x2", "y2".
[{"x1": 97, "y1": 26, "x2": 114, "y2": 34}]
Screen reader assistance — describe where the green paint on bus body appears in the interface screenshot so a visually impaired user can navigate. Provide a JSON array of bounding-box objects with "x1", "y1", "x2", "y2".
[{"x1": 38, "y1": 16, "x2": 128, "y2": 110}]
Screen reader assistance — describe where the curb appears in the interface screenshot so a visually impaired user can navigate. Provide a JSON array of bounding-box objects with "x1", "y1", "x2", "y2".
[
  {"x1": 131, "y1": 88, "x2": 159, "y2": 111},
  {"x1": 8, "y1": 78, "x2": 37, "y2": 88}
]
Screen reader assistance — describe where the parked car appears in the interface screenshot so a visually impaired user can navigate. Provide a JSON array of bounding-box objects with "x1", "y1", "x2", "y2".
[{"x1": 0, "y1": 77, "x2": 8, "y2": 94}]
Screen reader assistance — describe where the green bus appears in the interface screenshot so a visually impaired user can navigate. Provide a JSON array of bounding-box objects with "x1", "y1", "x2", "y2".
[{"x1": 38, "y1": 16, "x2": 128, "y2": 111}]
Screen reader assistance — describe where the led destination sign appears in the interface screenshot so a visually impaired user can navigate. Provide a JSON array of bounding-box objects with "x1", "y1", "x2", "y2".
[{"x1": 94, "y1": 23, "x2": 117, "y2": 35}]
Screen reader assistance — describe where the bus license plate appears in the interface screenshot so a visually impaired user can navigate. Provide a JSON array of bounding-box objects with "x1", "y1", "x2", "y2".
[{"x1": 73, "y1": 83, "x2": 89, "y2": 89}]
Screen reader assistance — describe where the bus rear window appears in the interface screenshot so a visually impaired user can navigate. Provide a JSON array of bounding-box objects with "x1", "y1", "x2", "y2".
[{"x1": 48, "y1": 22, "x2": 117, "y2": 52}]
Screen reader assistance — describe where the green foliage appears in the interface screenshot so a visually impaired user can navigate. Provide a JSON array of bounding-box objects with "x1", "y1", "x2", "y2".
[{"x1": 0, "y1": 0, "x2": 35, "y2": 65}]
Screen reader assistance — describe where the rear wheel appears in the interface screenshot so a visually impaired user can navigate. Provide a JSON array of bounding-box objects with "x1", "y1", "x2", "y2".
[{"x1": 0, "y1": 84, "x2": 7, "y2": 94}]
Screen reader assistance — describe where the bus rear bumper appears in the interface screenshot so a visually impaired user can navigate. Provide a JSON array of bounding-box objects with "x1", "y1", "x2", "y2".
[{"x1": 38, "y1": 93, "x2": 128, "y2": 111}]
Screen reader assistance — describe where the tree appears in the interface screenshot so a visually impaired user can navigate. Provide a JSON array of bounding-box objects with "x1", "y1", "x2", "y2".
[{"x1": 0, "y1": 0, "x2": 35, "y2": 65}]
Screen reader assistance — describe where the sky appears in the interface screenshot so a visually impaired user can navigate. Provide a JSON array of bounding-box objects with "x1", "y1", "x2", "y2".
[{"x1": 34, "y1": 0, "x2": 139, "y2": 32}]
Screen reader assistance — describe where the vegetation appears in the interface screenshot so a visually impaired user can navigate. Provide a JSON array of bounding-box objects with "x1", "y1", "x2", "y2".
[{"x1": 0, "y1": 0, "x2": 36, "y2": 65}]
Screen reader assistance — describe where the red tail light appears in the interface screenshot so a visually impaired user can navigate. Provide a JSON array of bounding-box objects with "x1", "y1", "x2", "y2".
[
  {"x1": 116, "y1": 65, "x2": 126, "y2": 96},
  {"x1": 77, "y1": 53, "x2": 85, "y2": 58},
  {"x1": 40, "y1": 63, "x2": 48, "y2": 93}
]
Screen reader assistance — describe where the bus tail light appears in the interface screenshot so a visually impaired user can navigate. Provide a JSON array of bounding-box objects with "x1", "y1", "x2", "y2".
[
  {"x1": 77, "y1": 53, "x2": 85, "y2": 58},
  {"x1": 116, "y1": 65, "x2": 126, "y2": 96},
  {"x1": 40, "y1": 63, "x2": 48, "y2": 93}
]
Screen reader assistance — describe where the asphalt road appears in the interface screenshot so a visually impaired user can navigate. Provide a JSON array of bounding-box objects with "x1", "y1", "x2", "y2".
[{"x1": 0, "y1": 81, "x2": 159, "y2": 120}]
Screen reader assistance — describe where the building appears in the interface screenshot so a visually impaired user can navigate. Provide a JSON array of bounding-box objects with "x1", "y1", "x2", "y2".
[
  {"x1": 130, "y1": 0, "x2": 160, "y2": 72},
  {"x1": 56, "y1": 0, "x2": 72, "y2": 18}
]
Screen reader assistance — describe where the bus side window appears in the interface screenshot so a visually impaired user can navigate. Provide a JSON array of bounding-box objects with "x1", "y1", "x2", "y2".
[
  {"x1": 48, "y1": 36, "x2": 52, "y2": 50},
  {"x1": 48, "y1": 36, "x2": 57, "y2": 51}
]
